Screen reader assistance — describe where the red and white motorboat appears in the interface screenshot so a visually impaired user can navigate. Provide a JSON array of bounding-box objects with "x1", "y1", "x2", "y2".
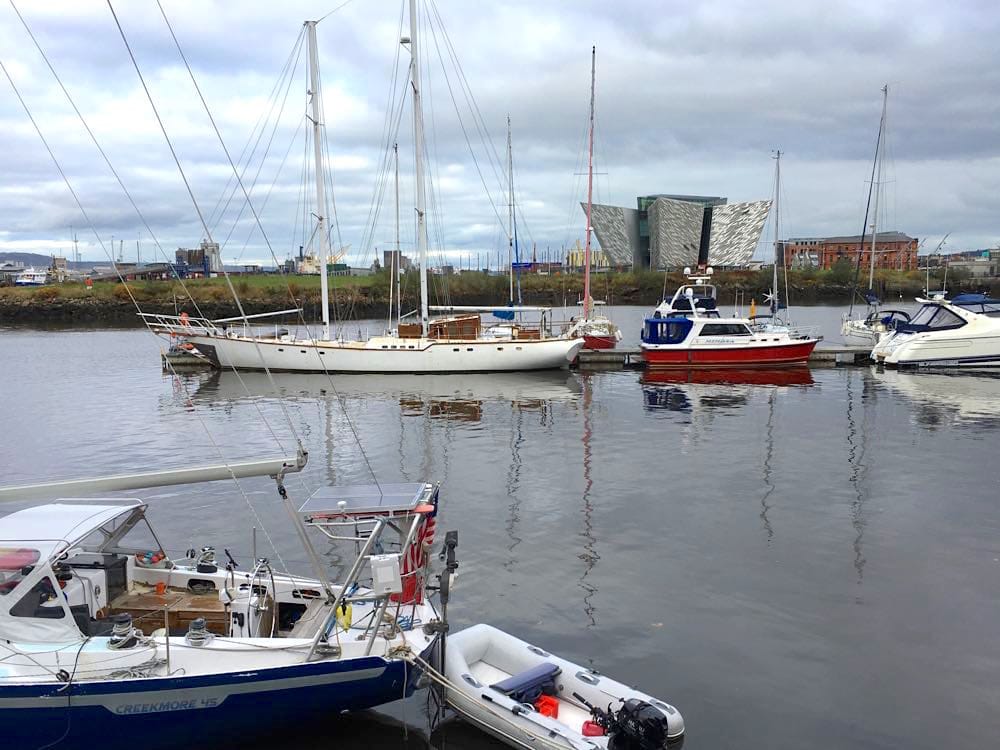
[{"x1": 640, "y1": 270, "x2": 820, "y2": 368}]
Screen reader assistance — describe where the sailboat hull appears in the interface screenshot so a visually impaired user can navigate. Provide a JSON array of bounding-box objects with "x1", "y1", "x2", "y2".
[
  {"x1": 187, "y1": 334, "x2": 585, "y2": 373},
  {"x1": 2, "y1": 654, "x2": 425, "y2": 750},
  {"x1": 583, "y1": 334, "x2": 618, "y2": 350}
]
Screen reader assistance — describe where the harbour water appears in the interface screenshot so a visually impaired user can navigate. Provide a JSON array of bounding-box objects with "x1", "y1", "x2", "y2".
[{"x1": 2, "y1": 307, "x2": 999, "y2": 749}]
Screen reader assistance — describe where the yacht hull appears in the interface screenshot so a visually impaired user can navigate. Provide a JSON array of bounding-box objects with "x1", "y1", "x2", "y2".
[
  {"x1": 641, "y1": 339, "x2": 818, "y2": 368},
  {"x1": 187, "y1": 334, "x2": 584, "y2": 373},
  {"x1": 873, "y1": 334, "x2": 1000, "y2": 367},
  {"x1": 1, "y1": 652, "x2": 425, "y2": 750}
]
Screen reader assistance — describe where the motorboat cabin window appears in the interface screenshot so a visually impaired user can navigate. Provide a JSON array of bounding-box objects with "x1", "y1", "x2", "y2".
[
  {"x1": 0, "y1": 547, "x2": 40, "y2": 595},
  {"x1": 699, "y1": 323, "x2": 753, "y2": 336},
  {"x1": 643, "y1": 318, "x2": 692, "y2": 345}
]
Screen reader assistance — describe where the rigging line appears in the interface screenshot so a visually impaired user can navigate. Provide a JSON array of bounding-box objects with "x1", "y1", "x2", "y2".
[
  {"x1": 109, "y1": 1, "x2": 304, "y2": 454},
  {"x1": 217, "y1": 29, "x2": 304, "y2": 228},
  {"x1": 9, "y1": 0, "x2": 293, "y2": 456},
  {"x1": 207, "y1": 27, "x2": 306, "y2": 230},
  {"x1": 153, "y1": 2, "x2": 382, "y2": 491},
  {"x1": 356, "y1": 1, "x2": 406, "y2": 260},
  {"x1": 234, "y1": 115, "x2": 306, "y2": 264},
  {"x1": 212, "y1": 30, "x2": 306, "y2": 241},
  {"x1": 357, "y1": 56, "x2": 409, "y2": 264},
  {"x1": 423, "y1": 11, "x2": 506, "y2": 231},
  {"x1": 429, "y1": 0, "x2": 507, "y2": 196},
  {"x1": 426, "y1": 0, "x2": 503, "y2": 188},
  {"x1": 290, "y1": 97, "x2": 309, "y2": 265},
  {"x1": 220, "y1": 49, "x2": 305, "y2": 261},
  {"x1": 848, "y1": 89, "x2": 885, "y2": 315},
  {"x1": 421, "y1": 7, "x2": 450, "y2": 304},
  {"x1": 316, "y1": 0, "x2": 358, "y2": 25},
  {"x1": 154, "y1": 7, "x2": 379, "y2": 500},
  {"x1": 358, "y1": 72, "x2": 411, "y2": 262},
  {"x1": 0, "y1": 58, "x2": 293, "y2": 574}
]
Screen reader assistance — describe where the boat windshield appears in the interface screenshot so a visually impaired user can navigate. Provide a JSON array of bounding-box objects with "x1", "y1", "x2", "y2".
[
  {"x1": 903, "y1": 304, "x2": 966, "y2": 332},
  {"x1": 908, "y1": 305, "x2": 939, "y2": 326}
]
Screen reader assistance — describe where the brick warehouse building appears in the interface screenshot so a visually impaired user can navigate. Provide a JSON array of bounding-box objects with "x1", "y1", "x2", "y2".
[{"x1": 783, "y1": 231, "x2": 918, "y2": 271}]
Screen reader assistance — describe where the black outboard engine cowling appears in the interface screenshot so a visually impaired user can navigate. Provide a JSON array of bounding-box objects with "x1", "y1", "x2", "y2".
[{"x1": 608, "y1": 699, "x2": 672, "y2": 750}]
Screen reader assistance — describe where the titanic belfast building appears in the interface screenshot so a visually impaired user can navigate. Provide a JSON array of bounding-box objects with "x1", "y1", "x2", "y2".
[{"x1": 583, "y1": 194, "x2": 771, "y2": 269}]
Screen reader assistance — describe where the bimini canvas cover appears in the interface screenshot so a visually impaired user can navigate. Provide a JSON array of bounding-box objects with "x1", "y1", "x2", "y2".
[
  {"x1": 0, "y1": 501, "x2": 143, "y2": 643},
  {"x1": 0, "y1": 541, "x2": 81, "y2": 642}
]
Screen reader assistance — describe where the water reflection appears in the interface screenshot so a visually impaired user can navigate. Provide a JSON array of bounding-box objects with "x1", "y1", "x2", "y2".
[
  {"x1": 759, "y1": 390, "x2": 777, "y2": 545},
  {"x1": 189, "y1": 371, "x2": 581, "y2": 416},
  {"x1": 873, "y1": 368, "x2": 1000, "y2": 429},
  {"x1": 642, "y1": 368, "x2": 815, "y2": 387},
  {"x1": 504, "y1": 399, "x2": 525, "y2": 573},
  {"x1": 640, "y1": 368, "x2": 814, "y2": 416},
  {"x1": 844, "y1": 370, "x2": 872, "y2": 585},
  {"x1": 578, "y1": 373, "x2": 600, "y2": 626}
]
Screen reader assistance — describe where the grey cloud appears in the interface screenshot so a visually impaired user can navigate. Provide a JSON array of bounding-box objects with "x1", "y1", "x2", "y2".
[{"x1": 1, "y1": 0, "x2": 998, "y2": 265}]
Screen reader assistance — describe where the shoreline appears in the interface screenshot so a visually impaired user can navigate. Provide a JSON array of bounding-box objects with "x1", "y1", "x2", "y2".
[{"x1": 1, "y1": 269, "x2": 985, "y2": 326}]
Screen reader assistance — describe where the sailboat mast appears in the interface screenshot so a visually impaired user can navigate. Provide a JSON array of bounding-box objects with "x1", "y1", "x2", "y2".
[
  {"x1": 507, "y1": 115, "x2": 515, "y2": 304},
  {"x1": 583, "y1": 46, "x2": 596, "y2": 321},
  {"x1": 847, "y1": 86, "x2": 887, "y2": 318},
  {"x1": 868, "y1": 85, "x2": 887, "y2": 291},
  {"x1": 394, "y1": 142, "x2": 401, "y2": 328},
  {"x1": 408, "y1": 0, "x2": 429, "y2": 336},
  {"x1": 772, "y1": 150, "x2": 781, "y2": 313},
  {"x1": 306, "y1": 20, "x2": 331, "y2": 340}
]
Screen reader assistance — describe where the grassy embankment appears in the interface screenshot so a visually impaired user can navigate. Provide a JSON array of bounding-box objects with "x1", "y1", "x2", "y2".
[{"x1": 1, "y1": 264, "x2": 991, "y2": 325}]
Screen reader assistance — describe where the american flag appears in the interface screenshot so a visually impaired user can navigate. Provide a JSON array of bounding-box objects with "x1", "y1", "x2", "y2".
[{"x1": 395, "y1": 490, "x2": 438, "y2": 604}]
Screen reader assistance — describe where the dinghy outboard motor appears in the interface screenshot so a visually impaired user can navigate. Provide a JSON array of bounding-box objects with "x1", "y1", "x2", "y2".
[
  {"x1": 610, "y1": 698, "x2": 673, "y2": 750},
  {"x1": 574, "y1": 692, "x2": 678, "y2": 749}
]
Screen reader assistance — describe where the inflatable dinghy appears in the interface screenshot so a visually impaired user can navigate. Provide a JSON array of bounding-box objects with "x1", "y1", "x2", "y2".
[{"x1": 444, "y1": 624, "x2": 684, "y2": 749}]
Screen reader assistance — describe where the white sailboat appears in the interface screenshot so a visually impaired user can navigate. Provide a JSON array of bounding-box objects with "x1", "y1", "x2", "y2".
[
  {"x1": 564, "y1": 46, "x2": 621, "y2": 351},
  {"x1": 150, "y1": 9, "x2": 582, "y2": 373},
  {"x1": 750, "y1": 150, "x2": 819, "y2": 340},
  {"x1": 841, "y1": 85, "x2": 912, "y2": 345}
]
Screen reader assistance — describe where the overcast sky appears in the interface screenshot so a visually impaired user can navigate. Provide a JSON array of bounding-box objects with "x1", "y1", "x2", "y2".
[{"x1": 1, "y1": 0, "x2": 998, "y2": 268}]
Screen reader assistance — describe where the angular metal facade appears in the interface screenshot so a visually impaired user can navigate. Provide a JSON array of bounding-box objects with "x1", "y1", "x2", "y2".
[
  {"x1": 707, "y1": 200, "x2": 772, "y2": 267},
  {"x1": 584, "y1": 203, "x2": 641, "y2": 266},
  {"x1": 582, "y1": 195, "x2": 771, "y2": 269},
  {"x1": 648, "y1": 197, "x2": 704, "y2": 269}
]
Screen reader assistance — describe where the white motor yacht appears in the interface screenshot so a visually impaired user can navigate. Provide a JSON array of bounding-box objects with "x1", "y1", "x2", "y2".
[{"x1": 872, "y1": 294, "x2": 1000, "y2": 367}]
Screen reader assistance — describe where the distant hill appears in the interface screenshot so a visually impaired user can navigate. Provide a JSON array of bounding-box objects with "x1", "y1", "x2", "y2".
[{"x1": 0, "y1": 251, "x2": 102, "y2": 270}]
